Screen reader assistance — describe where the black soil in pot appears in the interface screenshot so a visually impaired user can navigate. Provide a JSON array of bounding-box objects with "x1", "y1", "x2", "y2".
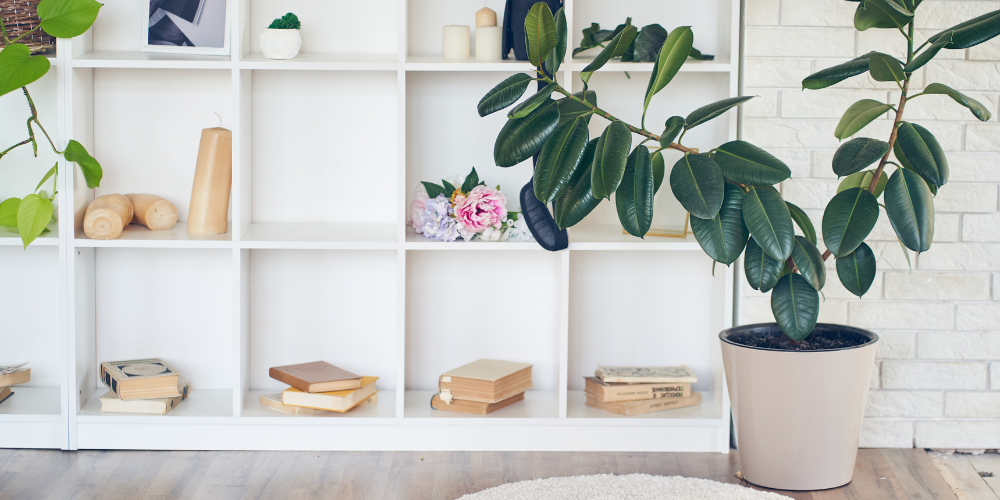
[{"x1": 723, "y1": 323, "x2": 876, "y2": 351}]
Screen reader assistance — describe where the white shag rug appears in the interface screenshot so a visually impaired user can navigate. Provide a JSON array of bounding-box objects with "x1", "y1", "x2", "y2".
[{"x1": 456, "y1": 474, "x2": 792, "y2": 500}]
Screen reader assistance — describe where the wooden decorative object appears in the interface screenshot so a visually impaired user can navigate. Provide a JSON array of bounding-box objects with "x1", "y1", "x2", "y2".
[
  {"x1": 125, "y1": 194, "x2": 177, "y2": 231},
  {"x1": 187, "y1": 127, "x2": 232, "y2": 235},
  {"x1": 0, "y1": 0, "x2": 55, "y2": 54},
  {"x1": 83, "y1": 194, "x2": 134, "y2": 240}
]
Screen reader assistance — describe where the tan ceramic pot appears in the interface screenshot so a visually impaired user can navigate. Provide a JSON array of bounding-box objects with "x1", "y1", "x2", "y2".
[{"x1": 720, "y1": 323, "x2": 879, "y2": 491}]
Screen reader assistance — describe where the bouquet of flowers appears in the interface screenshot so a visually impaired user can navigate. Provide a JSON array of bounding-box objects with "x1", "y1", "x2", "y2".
[{"x1": 409, "y1": 168, "x2": 533, "y2": 243}]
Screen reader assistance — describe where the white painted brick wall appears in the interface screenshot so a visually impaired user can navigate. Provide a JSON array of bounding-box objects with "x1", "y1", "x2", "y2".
[{"x1": 742, "y1": 0, "x2": 1000, "y2": 449}]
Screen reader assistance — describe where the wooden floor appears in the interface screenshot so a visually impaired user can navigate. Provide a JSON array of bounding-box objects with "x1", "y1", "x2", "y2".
[{"x1": 0, "y1": 448, "x2": 964, "y2": 499}]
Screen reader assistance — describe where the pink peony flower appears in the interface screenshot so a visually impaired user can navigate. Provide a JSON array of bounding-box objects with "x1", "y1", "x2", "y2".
[
  {"x1": 453, "y1": 185, "x2": 507, "y2": 232},
  {"x1": 409, "y1": 189, "x2": 429, "y2": 232}
]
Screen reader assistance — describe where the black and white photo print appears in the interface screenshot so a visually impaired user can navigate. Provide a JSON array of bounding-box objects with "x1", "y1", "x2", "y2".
[{"x1": 144, "y1": 0, "x2": 229, "y2": 55}]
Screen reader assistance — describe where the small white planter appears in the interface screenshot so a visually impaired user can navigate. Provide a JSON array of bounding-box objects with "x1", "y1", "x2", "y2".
[{"x1": 260, "y1": 28, "x2": 302, "y2": 60}]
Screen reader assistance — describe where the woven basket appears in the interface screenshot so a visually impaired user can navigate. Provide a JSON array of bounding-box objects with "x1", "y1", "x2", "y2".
[{"x1": 1, "y1": 0, "x2": 55, "y2": 54}]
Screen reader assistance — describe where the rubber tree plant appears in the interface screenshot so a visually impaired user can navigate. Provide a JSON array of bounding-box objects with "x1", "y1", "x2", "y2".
[
  {"x1": 0, "y1": 0, "x2": 103, "y2": 247},
  {"x1": 477, "y1": 1, "x2": 1000, "y2": 342}
]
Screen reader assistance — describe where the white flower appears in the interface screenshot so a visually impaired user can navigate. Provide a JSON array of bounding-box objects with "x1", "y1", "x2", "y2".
[{"x1": 481, "y1": 226, "x2": 496, "y2": 241}]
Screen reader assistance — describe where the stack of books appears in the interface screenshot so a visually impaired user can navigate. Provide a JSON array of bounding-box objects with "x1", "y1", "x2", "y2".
[
  {"x1": 98, "y1": 358, "x2": 190, "y2": 415},
  {"x1": 585, "y1": 365, "x2": 702, "y2": 416},
  {"x1": 431, "y1": 359, "x2": 532, "y2": 414},
  {"x1": 259, "y1": 361, "x2": 378, "y2": 415},
  {"x1": 0, "y1": 363, "x2": 31, "y2": 406}
]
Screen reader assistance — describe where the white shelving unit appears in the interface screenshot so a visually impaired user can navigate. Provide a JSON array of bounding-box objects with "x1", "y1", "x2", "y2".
[{"x1": 0, "y1": 0, "x2": 740, "y2": 451}]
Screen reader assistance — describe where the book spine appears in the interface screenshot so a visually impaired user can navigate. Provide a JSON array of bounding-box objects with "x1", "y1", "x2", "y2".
[
  {"x1": 100, "y1": 364, "x2": 123, "y2": 398},
  {"x1": 605, "y1": 384, "x2": 691, "y2": 400},
  {"x1": 621, "y1": 393, "x2": 701, "y2": 415},
  {"x1": 269, "y1": 368, "x2": 311, "y2": 392}
]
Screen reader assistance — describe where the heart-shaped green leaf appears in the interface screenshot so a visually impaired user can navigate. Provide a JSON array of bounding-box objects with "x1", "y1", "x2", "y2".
[
  {"x1": 822, "y1": 187, "x2": 879, "y2": 257},
  {"x1": 885, "y1": 168, "x2": 934, "y2": 252},
  {"x1": 791, "y1": 236, "x2": 826, "y2": 291},
  {"x1": 669, "y1": 154, "x2": 725, "y2": 220},
  {"x1": 921, "y1": 83, "x2": 992, "y2": 121},
  {"x1": 651, "y1": 150, "x2": 665, "y2": 193},
  {"x1": 835, "y1": 99, "x2": 892, "y2": 140},
  {"x1": 894, "y1": 122, "x2": 948, "y2": 186},
  {"x1": 37, "y1": 0, "x2": 102, "y2": 38},
  {"x1": 904, "y1": 35, "x2": 952, "y2": 72},
  {"x1": 0, "y1": 198, "x2": 21, "y2": 227},
  {"x1": 616, "y1": 146, "x2": 655, "y2": 237},
  {"x1": 558, "y1": 91, "x2": 598, "y2": 124},
  {"x1": 837, "y1": 242, "x2": 877, "y2": 297},
  {"x1": 494, "y1": 100, "x2": 559, "y2": 167},
  {"x1": 545, "y1": 7, "x2": 568, "y2": 74},
  {"x1": 833, "y1": 137, "x2": 890, "y2": 176},
  {"x1": 508, "y1": 83, "x2": 556, "y2": 119},
  {"x1": 555, "y1": 140, "x2": 602, "y2": 228},
  {"x1": 742, "y1": 185, "x2": 795, "y2": 261},
  {"x1": 713, "y1": 140, "x2": 791, "y2": 185},
  {"x1": 525, "y1": 2, "x2": 557, "y2": 67},
  {"x1": 16, "y1": 193, "x2": 53, "y2": 248},
  {"x1": 581, "y1": 25, "x2": 638, "y2": 83},
  {"x1": 869, "y1": 52, "x2": 906, "y2": 82},
  {"x1": 0, "y1": 44, "x2": 51, "y2": 98},
  {"x1": 591, "y1": 121, "x2": 633, "y2": 199},
  {"x1": 478, "y1": 73, "x2": 533, "y2": 117},
  {"x1": 928, "y1": 10, "x2": 1000, "y2": 49},
  {"x1": 771, "y1": 273, "x2": 820, "y2": 342},
  {"x1": 854, "y1": 0, "x2": 913, "y2": 31},
  {"x1": 838, "y1": 169, "x2": 889, "y2": 197},
  {"x1": 745, "y1": 237, "x2": 785, "y2": 292},
  {"x1": 644, "y1": 27, "x2": 693, "y2": 114},
  {"x1": 685, "y1": 96, "x2": 755, "y2": 131},
  {"x1": 802, "y1": 53, "x2": 872, "y2": 90},
  {"x1": 64, "y1": 140, "x2": 103, "y2": 189},
  {"x1": 533, "y1": 115, "x2": 590, "y2": 203},
  {"x1": 691, "y1": 183, "x2": 749, "y2": 265},
  {"x1": 659, "y1": 116, "x2": 684, "y2": 148},
  {"x1": 786, "y1": 201, "x2": 817, "y2": 245}
]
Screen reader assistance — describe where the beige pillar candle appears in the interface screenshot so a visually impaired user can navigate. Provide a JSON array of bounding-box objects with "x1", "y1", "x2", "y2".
[
  {"x1": 476, "y1": 7, "x2": 497, "y2": 27},
  {"x1": 126, "y1": 194, "x2": 178, "y2": 231},
  {"x1": 83, "y1": 194, "x2": 134, "y2": 240},
  {"x1": 476, "y1": 26, "x2": 502, "y2": 60},
  {"x1": 187, "y1": 127, "x2": 233, "y2": 235},
  {"x1": 442, "y1": 25, "x2": 470, "y2": 60}
]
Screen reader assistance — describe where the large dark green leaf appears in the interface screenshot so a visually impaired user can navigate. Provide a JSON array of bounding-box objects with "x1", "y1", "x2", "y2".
[
  {"x1": 478, "y1": 73, "x2": 532, "y2": 117},
  {"x1": 791, "y1": 236, "x2": 826, "y2": 291},
  {"x1": 616, "y1": 146, "x2": 655, "y2": 237},
  {"x1": 651, "y1": 150, "x2": 665, "y2": 193},
  {"x1": 838, "y1": 169, "x2": 889, "y2": 197},
  {"x1": 854, "y1": 0, "x2": 913, "y2": 31},
  {"x1": 894, "y1": 122, "x2": 948, "y2": 186},
  {"x1": 659, "y1": 116, "x2": 684, "y2": 148},
  {"x1": 802, "y1": 53, "x2": 872, "y2": 90},
  {"x1": 669, "y1": 154, "x2": 724, "y2": 220},
  {"x1": 742, "y1": 186, "x2": 795, "y2": 261},
  {"x1": 558, "y1": 91, "x2": 597, "y2": 124},
  {"x1": 644, "y1": 27, "x2": 693, "y2": 114},
  {"x1": 885, "y1": 168, "x2": 934, "y2": 252},
  {"x1": 16, "y1": 193, "x2": 52, "y2": 248},
  {"x1": 835, "y1": 99, "x2": 892, "y2": 140},
  {"x1": 745, "y1": 237, "x2": 785, "y2": 292},
  {"x1": 822, "y1": 187, "x2": 879, "y2": 257},
  {"x1": 494, "y1": 100, "x2": 559, "y2": 167},
  {"x1": 836, "y1": 242, "x2": 877, "y2": 297},
  {"x1": 629, "y1": 24, "x2": 667, "y2": 62},
  {"x1": 868, "y1": 52, "x2": 905, "y2": 83},
  {"x1": 904, "y1": 35, "x2": 952, "y2": 72},
  {"x1": 691, "y1": 183, "x2": 749, "y2": 265},
  {"x1": 508, "y1": 83, "x2": 556, "y2": 119},
  {"x1": 581, "y1": 25, "x2": 638, "y2": 83},
  {"x1": 64, "y1": 140, "x2": 102, "y2": 189},
  {"x1": 771, "y1": 273, "x2": 820, "y2": 342},
  {"x1": 685, "y1": 96, "x2": 755, "y2": 131},
  {"x1": 545, "y1": 7, "x2": 567, "y2": 74},
  {"x1": 832, "y1": 137, "x2": 890, "y2": 176},
  {"x1": 37, "y1": 0, "x2": 102, "y2": 38},
  {"x1": 713, "y1": 140, "x2": 790, "y2": 185},
  {"x1": 922, "y1": 83, "x2": 992, "y2": 121},
  {"x1": 525, "y1": 2, "x2": 557, "y2": 67},
  {"x1": 928, "y1": 10, "x2": 1000, "y2": 49},
  {"x1": 591, "y1": 121, "x2": 632, "y2": 199},
  {"x1": 786, "y1": 201, "x2": 817, "y2": 245},
  {"x1": 554, "y1": 140, "x2": 601, "y2": 228},
  {"x1": 0, "y1": 44, "x2": 51, "y2": 98},
  {"x1": 533, "y1": 116, "x2": 590, "y2": 203}
]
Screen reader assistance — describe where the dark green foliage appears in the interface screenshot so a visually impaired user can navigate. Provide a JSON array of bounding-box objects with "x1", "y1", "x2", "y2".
[{"x1": 268, "y1": 12, "x2": 301, "y2": 30}]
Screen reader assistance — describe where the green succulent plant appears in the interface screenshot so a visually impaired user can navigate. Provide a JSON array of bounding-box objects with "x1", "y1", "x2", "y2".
[{"x1": 268, "y1": 13, "x2": 301, "y2": 30}]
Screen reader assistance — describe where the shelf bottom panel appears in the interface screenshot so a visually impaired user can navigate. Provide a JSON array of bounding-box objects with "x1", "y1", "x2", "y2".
[{"x1": 0, "y1": 387, "x2": 64, "y2": 449}]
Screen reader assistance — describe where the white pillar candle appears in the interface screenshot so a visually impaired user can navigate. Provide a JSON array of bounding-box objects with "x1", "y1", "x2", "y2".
[
  {"x1": 475, "y1": 26, "x2": 502, "y2": 60},
  {"x1": 442, "y1": 25, "x2": 470, "y2": 60}
]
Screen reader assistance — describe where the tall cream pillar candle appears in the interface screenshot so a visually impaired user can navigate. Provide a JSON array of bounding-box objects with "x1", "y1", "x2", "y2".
[
  {"x1": 187, "y1": 127, "x2": 233, "y2": 235},
  {"x1": 442, "y1": 25, "x2": 470, "y2": 60},
  {"x1": 476, "y1": 27, "x2": 502, "y2": 60}
]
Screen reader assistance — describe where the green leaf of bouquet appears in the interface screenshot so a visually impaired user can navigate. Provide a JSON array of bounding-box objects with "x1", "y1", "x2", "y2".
[
  {"x1": 713, "y1": 140, "x2": 790, "y2": 185},
  {"x1": 669, "y1": 154, "x2": 724, "y2": 220},
  {"x1": 478, "y1": 73, "x2": 533, "y2": 117},
  {"x1": 854, "y1": 0, "x2": 913, "y2": 31},
  {"x1": 558, "y1": 90, "x2": 597, "y2": 125},
  {"x1": 555, "y1": 139, "x2": 602, "y2": 228},
  {"x1": 0, "y1": 44, "x2": 51, "y2": 98},
  {"x1": 494, "y1": 99, "x2": 559, "y2": 167},
  {"x1": 422, "y1": 182, "x2": 447, "y2": 199},
  {"x1": 545, "y1": 7, "x2": 568, "y2": 74},
  {"x1": 745, "y1": 237, "x2": 785, "y2": 292},
  {"x1": 37, "y1": 0, "x2": 102, "y2": 38},
  {"x1": 838, "y1": 169, "x2": 889, "y2": 197},
  {"x1": 885, "y1": 168, "x2": 934, "y2": 252},
  {"x1": 590, "y1": 121, "x2": 633, "y2": 199},
  {"x1": 685, "y1": 96, "x2": 755, "y2": 131},
  {"x1": 0, "y1": 198, "x2": 21, "y2": 227},
  {"x1": 581, "y1": 25, "x2": 638, "y2": 84},
  {"x1": 525, "y1": 2, "x2": 557, "y2": 67},
  {"x1": 64, "y1": 140, "x2": 102, "y2": 189},
  {"x1": 16, "y1": 194, "x2": 53, "y2": 248},
  {"x1": 771, "y1": 273, "x2": 820, "y2": 342},
  {"x1": 616, "y1": 146, "x2": 655, "y2": 237},
  {"x1": 534, "y1": 116, "x2": 590, "y2": 203},
  {"x1": 35, "y1": 163, "x2": 58, "y2": 192},
  {"x1": 893, "y1": 122, "x2": 948, "y2": 186},
  {"x1": 441, "y1": 179, "x2": 457, "y2": 195},
  {"x1": 644, "y1": 27, "x2": 693, "y2": 114},
  {"x1": 791, "y1": 236, "x2": 826, "y2": 291},
  {"x1": 836, "y1": 242, "x2": 877, "y2": 297},
  {"x1": 691, "y1": 183, "x2": 749, "y2": 265},
  {"x1": 835, "y1": 99, "x2": 892, "y2": 141},
  {"x1": 651, "y1": 150, "x2": 665, "y2": 194},
  {"x1": 822, "y1": 187, "x2": 879, "y2": 257},
  {"x1": 928, "y1": 10, "x2": 1000, "y2": 50},
  {"x1": 786, "y1": 201, "x2": 817, "y2": 245},
  {"x1": 802, "y1": 53, "x2": 872, "y2": 90},
  {"x1": 508, "y1": 83, "x2": 556, "y2": 119},
  {"x1": 868, "y1": 52, "x2": 905, "y2": 83},
  {"x1": 904, "y1": 35, "x2": 952, "y2": 72},
  {"x1": 832, "y1": 137, "x2": 890, "y2": 176},
  {"x1": 461, "y1": 168, "x2": 480, "y2": 193},
  {"x1": 921, "y1": 83, "x2": 992, "y2": 121},
  {"x1": 659, "y1": 116, "x2": 685, "y2": 148},
  {"x1": 742, "y1": 185, "x2": 795, "y2": 261}
]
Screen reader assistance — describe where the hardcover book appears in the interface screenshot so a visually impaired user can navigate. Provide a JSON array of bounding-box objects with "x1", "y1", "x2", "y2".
[
  {"x1": 584, "y1": 376, "x2": 691, "y2": 402},
  {"x1": 99, "y1": 383, "x2": 190, "y2": 415},
  {"x1": 281, "y1": 376, "x2": 378, "y2": 412},
  {"x1": 595, "y1": 365, "x2": 698, "y2": 384},
  {"x1": 269, "y1": 361, "x2": 362, "y2": 393},
  {"x1": 0, "y1": 386, "x2": 11, "y2": 405},
  {"x1": 0, "y1": 368, "x2": 30, "y2": 387},
  {"x1": 259, "y1": 393, "x2": 378, "y2": 415},
  {"x1": 585, "y1": 392, "x2": 702, "y2": 416},
  {"x1": 100, "y1": 358, "x2": 180, "y2": 400},
  {"x1": 439, "y1": 359, "x2": 533, "y2": 403},
  {"x1": 431, "y1": 391, "x2": 525, "y2": 415}
]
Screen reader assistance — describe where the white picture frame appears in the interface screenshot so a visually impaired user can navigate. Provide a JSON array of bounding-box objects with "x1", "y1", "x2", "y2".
[{"x1": 142, "y1": 0, "x2": 231, "y2": 56}]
